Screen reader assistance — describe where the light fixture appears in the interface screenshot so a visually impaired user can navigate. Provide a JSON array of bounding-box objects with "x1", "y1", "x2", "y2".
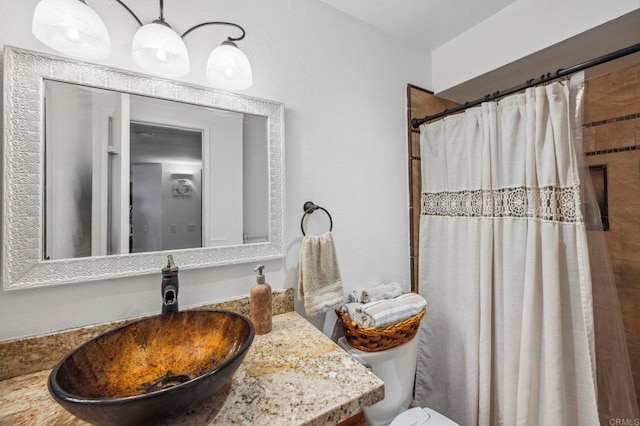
[
  {"x1": 31, "y1": 0, "x2": 253, "y2": 89},
  {"x1": 32, "y1": 0, "x2": 111, "y2": 60},
  {"x1": 132, "y1": 21, "x2": 190, "y2": 78},
  {"x1": 206, "y1": 40, "x2": 253, "y2": 90}
]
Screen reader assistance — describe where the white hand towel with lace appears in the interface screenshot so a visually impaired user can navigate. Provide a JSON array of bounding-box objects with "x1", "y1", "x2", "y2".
[
  {"x1": 355, "y1": 293, "x2": 427, "y2": 328},
  {"x1": 298, "y1": 231, "x2": 344, "y2": 316}
]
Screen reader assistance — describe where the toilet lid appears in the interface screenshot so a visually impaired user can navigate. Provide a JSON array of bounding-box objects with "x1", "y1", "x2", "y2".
[{"x1": 390, "y1": 407, "x2": 459, "y2": 426}]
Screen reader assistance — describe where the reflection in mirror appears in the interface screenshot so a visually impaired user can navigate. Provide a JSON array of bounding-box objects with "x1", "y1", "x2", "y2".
[
  {"x1": 3, "y1": 47, "x2": 284, "y2": 289},
  {"x1": 44, "y1": 80, "x2": 269, "y2": 261},
  {"x1": 130, "y1": 123, "x2": 203, "y2": 253}
]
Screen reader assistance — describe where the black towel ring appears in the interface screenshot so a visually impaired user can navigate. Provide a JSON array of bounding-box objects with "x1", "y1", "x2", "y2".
[{"x1": 300, "y1": 201, "x2": 333, "y2": 236}]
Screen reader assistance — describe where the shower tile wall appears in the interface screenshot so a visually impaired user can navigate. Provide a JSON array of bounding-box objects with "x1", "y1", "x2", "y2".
[
  {"x1": 584, "y1": 61, "x2": 640, "y2": 406},
  {"x1": 406, "y1": 85, "x2": 458, "y2": 291}
]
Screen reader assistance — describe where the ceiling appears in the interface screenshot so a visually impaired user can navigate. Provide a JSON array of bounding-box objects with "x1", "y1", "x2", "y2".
[
  {"x1": 437, "y1": 10, "x2": 640, "y2": 102},
  {"x1": 319, "y1": 2, "x2": 640, "y2": 103},
  {"x1": 318, "y1": 0, "x2": 517, "y2": 51},
  {"x1": 131, "y1": 123, "x2": 202, "y2": 165}
]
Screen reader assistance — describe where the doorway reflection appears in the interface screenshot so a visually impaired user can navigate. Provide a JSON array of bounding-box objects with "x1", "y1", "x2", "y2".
[{"x1": 130, "y1": 123, "x2": 203, "y2": 253}]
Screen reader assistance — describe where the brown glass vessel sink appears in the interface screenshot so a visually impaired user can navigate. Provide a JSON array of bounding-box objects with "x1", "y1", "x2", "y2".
[{"x1": 48, "y1": 310, "x2": 254, "y2": 425}]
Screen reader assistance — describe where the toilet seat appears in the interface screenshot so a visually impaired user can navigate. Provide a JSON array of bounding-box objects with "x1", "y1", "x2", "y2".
[{"x1": 390, "y1": 407, "x2": 459, "y2": 426}]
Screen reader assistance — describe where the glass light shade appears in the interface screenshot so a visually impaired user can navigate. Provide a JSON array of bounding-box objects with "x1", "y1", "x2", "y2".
[
  {"x1": 206, "y1": 42, "x2": 253, "y2": 90},
  {"x1": 32, "y1": 0, "x2": 111, "y2": 60},
  {"x1": 132, "y1": 22, "x2": 190, "y2": 78}
]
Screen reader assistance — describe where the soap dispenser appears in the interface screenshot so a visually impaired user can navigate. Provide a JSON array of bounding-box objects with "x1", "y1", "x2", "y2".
[{"x1": 250, "y1": 264, "x2": 272, "y2": 335}]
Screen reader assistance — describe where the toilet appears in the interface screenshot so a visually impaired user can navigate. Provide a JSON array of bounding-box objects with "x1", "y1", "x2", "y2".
[{"x1": 338, "y1": 336, "x2": 458, "y2": 426}]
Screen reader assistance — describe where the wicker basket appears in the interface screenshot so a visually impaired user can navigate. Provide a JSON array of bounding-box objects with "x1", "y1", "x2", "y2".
[{"x1": 335, "y1": 308, "x2": 426, "y2": 352}]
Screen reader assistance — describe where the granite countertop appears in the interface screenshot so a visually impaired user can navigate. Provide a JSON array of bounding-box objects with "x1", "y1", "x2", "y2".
[{"x1": 0, "y1": 311, "x2": 384, "y2": 425}]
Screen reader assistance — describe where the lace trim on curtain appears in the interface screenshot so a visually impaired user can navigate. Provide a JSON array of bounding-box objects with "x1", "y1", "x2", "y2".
[{"x1": 421, "y1": 185, "x2": 583, "y2": 223}]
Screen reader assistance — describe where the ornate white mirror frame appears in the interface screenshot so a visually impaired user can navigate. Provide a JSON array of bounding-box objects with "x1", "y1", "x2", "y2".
[{"x1": 2, "y1": 46, "x2": 285, "y2": 290}]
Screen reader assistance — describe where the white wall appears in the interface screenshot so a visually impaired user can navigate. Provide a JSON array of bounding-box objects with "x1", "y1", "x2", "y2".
[
  {"x1": 431, "y1": 0, "x2": 640, "y2": 93},
  {"x1": 0, "y1": 0, "x2": 430, "y2": 340}
]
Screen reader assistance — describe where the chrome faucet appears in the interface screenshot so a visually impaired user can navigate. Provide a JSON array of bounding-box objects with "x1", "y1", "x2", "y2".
[{"x1": 161, "y1": 255, "x2": 179, "y2": 314}]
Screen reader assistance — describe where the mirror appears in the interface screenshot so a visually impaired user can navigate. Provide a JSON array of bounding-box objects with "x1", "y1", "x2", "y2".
[
  {"x1": 44, "y1": 80, "x2": 270, "y2": 260},
  {"x1": 2, "y1": 46, "x2": 285, "y2": 290}
]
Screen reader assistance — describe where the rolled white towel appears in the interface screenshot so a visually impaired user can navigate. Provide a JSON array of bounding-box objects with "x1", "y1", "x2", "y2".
[
  {"x1": 347, "y1": 288, "x2": 366, "y2": 303},
  {"x1": 361, "y1": 282, "x2": 403, "y2": 303},
  {"x1": 355, "y1": 293, "x2": 427, "y2": 328},
  {"x1": 340, "y1": 302, "x2": 363, "y2": 322}
]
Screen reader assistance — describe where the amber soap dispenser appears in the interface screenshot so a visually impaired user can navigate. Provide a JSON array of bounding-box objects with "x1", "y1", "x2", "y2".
[{"x1": 250, "y1": 265, "x2": 272, "y2": 334}]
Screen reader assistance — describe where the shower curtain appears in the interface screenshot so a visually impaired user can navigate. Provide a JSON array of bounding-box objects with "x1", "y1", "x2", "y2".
[{"x1": 414, "y1": 81, "x2": 602, "y2": 425}]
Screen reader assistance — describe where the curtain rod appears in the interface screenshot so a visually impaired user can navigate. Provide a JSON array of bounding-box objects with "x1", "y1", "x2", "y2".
[{"x1": 411, "y1": 42, "x2": 640, "y2": 129}]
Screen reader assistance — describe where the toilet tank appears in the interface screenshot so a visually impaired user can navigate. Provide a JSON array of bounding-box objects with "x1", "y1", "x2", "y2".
[{"x1": 338, "y1": 336, "x2": 419, "y2": 426}]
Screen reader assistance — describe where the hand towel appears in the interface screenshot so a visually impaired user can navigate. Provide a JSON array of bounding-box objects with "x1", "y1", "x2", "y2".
[
  {"x1": 361, "y1": 282, "x2": 403, "y2": 303},
  {"x1": 355, "y1": 293, "x2": 427, "y2": 328},
  {"x1": 298, "y1": 231, "x2": 344, "y2": 316}
]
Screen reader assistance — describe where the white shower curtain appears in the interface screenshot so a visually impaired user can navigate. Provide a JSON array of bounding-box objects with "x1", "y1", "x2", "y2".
[{"x1": 414, "y1": 82, "x2": 600, "y2": 425}]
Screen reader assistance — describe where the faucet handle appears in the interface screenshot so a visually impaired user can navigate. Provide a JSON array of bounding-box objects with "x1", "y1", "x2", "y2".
[
  {"x1": 162, "y1": 256, "x2": 179, "y2": 314},
  {"x1": 163, "y1": 255, "x2": 179, "y2": 275}
]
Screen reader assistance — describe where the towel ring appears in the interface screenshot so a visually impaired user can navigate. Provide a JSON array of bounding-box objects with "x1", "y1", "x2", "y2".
[{"x1": 300, "y1": 201, "x2": 333, "y2": 236}]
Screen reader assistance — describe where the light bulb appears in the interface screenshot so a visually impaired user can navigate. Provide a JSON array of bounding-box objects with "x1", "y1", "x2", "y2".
[
  {"x1": 156, "y1": 48, "x2": 167, "y2": 63},
  {"x1": 224, "y1": 67, "x2": 234, "y2": 79},
  {"x1": 66, "y1": 27, "x2": 80, "y2": 42}
]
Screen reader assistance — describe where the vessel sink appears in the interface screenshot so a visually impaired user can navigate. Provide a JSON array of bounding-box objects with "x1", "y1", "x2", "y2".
[{"x1": 48, "y1": 310, "x2": 254, "y2": 425}]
